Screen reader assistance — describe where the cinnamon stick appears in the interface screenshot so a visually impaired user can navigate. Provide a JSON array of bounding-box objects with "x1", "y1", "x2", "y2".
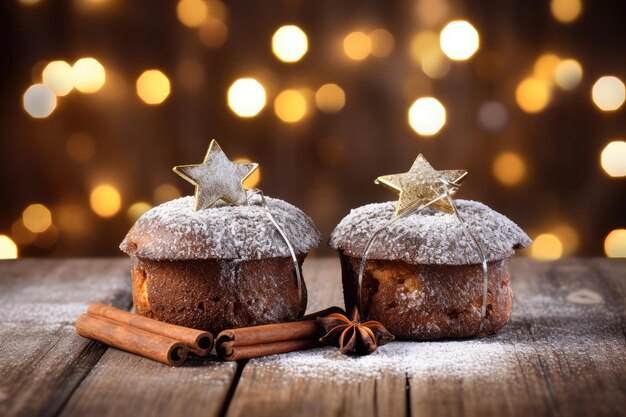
[
  {"x1": 216, "y1": 319, "x2": 324, "y2": 361},
  {"x1": 218, "y1": 338, "x2": 321, "y2": 361},
  {"x1": 75, "y1": 313, "x2": 187, "y2": 366},
  {"x1": 87, "y1": 303, "x2": 214, "y2": 356}
]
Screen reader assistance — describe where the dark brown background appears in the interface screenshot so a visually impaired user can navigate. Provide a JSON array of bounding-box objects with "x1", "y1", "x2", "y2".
[{"x1": 1, "y1": 0, "x2": 625, "y2": 258}]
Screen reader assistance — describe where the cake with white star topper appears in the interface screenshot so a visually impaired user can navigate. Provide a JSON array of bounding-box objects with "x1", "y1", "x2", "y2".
[
  {"x1": 120, "y1": 140, "x2": 320, "y2": 334},
  {"x1": 329, "y1": 154, "x2": 530, "y2": 340}
]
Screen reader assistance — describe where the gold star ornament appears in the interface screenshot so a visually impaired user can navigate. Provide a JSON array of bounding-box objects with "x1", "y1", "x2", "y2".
[
  {"x1": 173, "y1": 140, "x2": 258, "y2": 211},
  {"x1": 375, "y1": 154, "x2": 467, "y2": 216}
]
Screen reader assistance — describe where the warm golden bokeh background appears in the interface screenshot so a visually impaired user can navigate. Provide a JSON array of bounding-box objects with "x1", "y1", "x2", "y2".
[{"x1": 1, "y1": 0, "x2": 625, "y2": 260}]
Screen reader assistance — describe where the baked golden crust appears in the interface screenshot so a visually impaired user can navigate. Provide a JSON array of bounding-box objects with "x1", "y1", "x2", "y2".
[
  {"x1": 130, "y1": 255, "x2": 307, "y2": 334},
  {"x1": 339, "y1": 252, "x2": 512, "y2": 339}
]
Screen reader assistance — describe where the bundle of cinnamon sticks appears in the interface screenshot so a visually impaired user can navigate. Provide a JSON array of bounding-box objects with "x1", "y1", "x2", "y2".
[
  {"x1": 76, "y1": 304, "x2": 344, "y2": 365},
  {"x1": 75, "y1": 303, "x2": 214, "y2": 366}
]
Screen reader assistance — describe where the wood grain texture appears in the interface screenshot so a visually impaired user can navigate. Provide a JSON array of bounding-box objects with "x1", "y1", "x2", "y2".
[
  {"x1": 1, "y1": 257, "x2": 625, "y2": 417},
  {"x1": 0, "y1": 259, "x2": 131, "y2": 417}
]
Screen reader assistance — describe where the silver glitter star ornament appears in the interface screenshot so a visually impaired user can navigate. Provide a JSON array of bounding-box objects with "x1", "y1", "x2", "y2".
[{"x1": 173, "y1": 140, "x2": 258, "y2": 211}]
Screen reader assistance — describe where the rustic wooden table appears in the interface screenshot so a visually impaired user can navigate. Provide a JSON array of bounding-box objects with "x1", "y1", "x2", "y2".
[{"x1": 0, "y1": 258, "x2": 625, "y2": 417}]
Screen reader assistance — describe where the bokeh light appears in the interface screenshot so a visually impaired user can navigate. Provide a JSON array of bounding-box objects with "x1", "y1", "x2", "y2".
[
  {"x1": 136, "y1": 70, "x2": 171, "y2": 105},
  {"x1": 551, "y1": 0, "x2": 582, "y2": 23},
  {"x1": 604, "y1": 229, "x2": 626, "y2": 258},
  {"x1": 18, "y1": 0, "x2": 42, "y2": 5},
  {"x1": 272, "y1": 25, "x2": 308, "y2": 63},
  {"x1": 227, "y1": 78, "x2": 266, "y2": 117},
  {"x1": 55, "y1": 204, "x2": 89, "y2": 239},
  {"x1": 315, "y1": 84, "x2": 345, "y2": 113},
  {"x1": 177, "y1": 0, "x2": 208, "y2": 28},
  {"x1": 198, "y1": 18, "x2": 228, "y2": 48},
  {"x1": 554, "y1": 59, "x2": 583, "y2": 90},
  {"x1": 591, "y1": 76, "x2": 625, "y2": 111},
  {"x1": 66, "y1": 132, "x2": 96, "y2": 163},
  {"x1": 90, "y1": 184, "x2": 121, "y2": 218},
  {"x1": 72, "y1": 58, "x2": 106, "y2": 93},
  {"x1": 369, "y1": 29, "x2": 395, "y2": 58},
  {"x1": 274, "y1": 89, "x2": 308, "y2": 123},
  {"x1": 600, "y1": 140, "x2": 626, "y2": 177},
  {"x1": 234, "y1": 158, "x2": 261, "y2": 188},
  {"x1": 11, "y1": 219, "x2": 36, "y2": 245},
  {"x1": 553, "y1": 223, "x2": 580, "y2": 255},
  {"x1": 154, "y1": 183, "x2": 181, "y2": 204},
  {"x1": 415, "y1": 0, "x2": 449, "y2": 27},
  {"x1": 410, "y1": 31, "x2": 450, "y2": 79},
  {"x1": 478, "y1": 101, "x2": 508, "y2": 132},
  {"x1": 533, "y1": 53, "x2": 560, "y2": 84},
  {"x1": 0, "y1": 235, "x2": 18, "y2": 260},
  {"x1": 42, "y1": 61, "x2": 74, "y2": 96},
  {"x1": 22, "y1": 203, "x2": 52, "y2": 233},
  {"x1": 515, "y1": 77, "x2": 551, "y2": 113},
  {"x1": 343, "y1": 31, "x2": 371, "y2": 61},
  {"x1": 408, "y1": 97, "x2": 446, "y2": 136},
  {"x1": 492, "y1": 152, "x2": 526, "y2": 186},
  {"x1": 127, "y1": 202, "x2": 152, "y2": 222},
  {"x1": 23, "y1": 84, "x2": 57, "y2": 118},
  {"x1": 530, "y1": 233, "x2": 563, "y2": 260},
  {"x1": 439, "y1": 20, "x2": 479, "y2": 61}
]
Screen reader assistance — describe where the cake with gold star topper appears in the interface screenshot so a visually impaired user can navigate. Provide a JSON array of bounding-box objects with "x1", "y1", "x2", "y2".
[
  {"x1": 120, "y1": 140, "x2": 320, "y2": 334},
  {"x1": 329, "y1": 155, "x2": 530, "y2": 340}
]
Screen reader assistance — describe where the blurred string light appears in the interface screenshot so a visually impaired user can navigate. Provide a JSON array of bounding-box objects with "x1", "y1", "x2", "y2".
[
  {"x1": 23, "y1": 84, "x2": 57, "y2": 118},
  {"x1": 591, "y1": 76, "x2": 625, "y2": 111},
  {"x1": 227, "y1": 78, "x2": 266, "y2": 117},
  {"x1": 90, "y1": 184, "x2": 121, "y2": 218},
  {"x1": 154, "y1": 183, "x2": 181, "y2": 204},
  {"x1": 415, "y1": 0, "x2": 449, "y2": 27},
  {"x1": 408, "y1": 97, "x2": 446, "y2": 136},
  {"x1": 554, "y1": 59, "x2": 583, "y2": 90},
  {"x1": 18, "y1": 0, "x2": 42, "y2": 5},
  {"x1": 272, "y1": 25, "x2": 308, "y2": 63},
  {"x1": 530, "y1": 233, "x2": 563, "y2": 260},
  {"x1": 11, "y1": 219, "x2": 36, "y2": 245},
  {"x1": 533, "y1": 53, "x2": 560, "y2": 85},
  {"x1": 550, "y1": 0, "x2": 582, "y2": 23},
  {"x1": 72, "y1": 58, "x2": 106, "y2": 93},
  {"x1": 410, "y1": 31, "x2": 450, "y2": 79},
  {"x1": 369, "y1": 29, "x2": 394, "y2": 58},
  {"x1": 492, "y1": 152, "x2": 526, "y2": 186},
  {"x1": 127, "y1": 202, "x2": 152, "y2": 222},
  {"x1": 22, "y1": 204, "x2": 52, "y2": 233},
  {"x1": 343, "y1": 31, "x2": 371, "y2": 61},
  {"x1": 198, "y1": 18, "x2": 228, "y2": 48},
  {"x1": 136, "y1": 70, "x2": 171, "y2": 105},
  {"x1": 177, "y1": 0, "x2": 208, "y2": 27},
  {"x1": 234, "y1": 158, "x2": 261, "y2": 188},
  {"x1": 552, "y1": 223, "x2": 580, "y2": 255},
  {"x1": 55, "y1": 203, "x2": 89, "y2": 239},
  {"x1": 274, "y1": 89, "x2": 308, "y2": 123},
  {"x1": 315, "y1": 83, "x2": 345, "y2": 114},
  {"x1": 515, "y1": 77, "x2": 551, "y2": 113},
  {"x1": 0, "y1": 235, "x2": 18, "y2": 260},
  {"x1": 66, "y1": 132, "x2": 96, "y2": 163},
  {"x1": 604, "y1": 229, "x2": 626, "y2": 258},
  {"x1": 42, "y1": 61, "x2": 74, "y2": 96},
  {"x1": 478, "y1": 101, "x2": 508, "y2": 132},
  {"x1": 600, "y1": 140, "x2": 626, "y2": 177},
  {"x1": 439, "y1": 20, "x2": 479, "y2": 61}
]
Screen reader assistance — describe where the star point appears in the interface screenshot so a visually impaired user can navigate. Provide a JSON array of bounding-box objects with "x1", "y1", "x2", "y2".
[
  {"x1": 173, "y1": 139, "x2": 258, "y2": 211},
  {"x1": 375, "y1": 154, "x2": 467, "y2": 216}
]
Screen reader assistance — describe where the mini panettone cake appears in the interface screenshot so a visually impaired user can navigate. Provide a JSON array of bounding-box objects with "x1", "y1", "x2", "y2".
[
  {"x1": 120, "y1": 140, "x2": 320, "y2": 334},
  {"x1": 329, "y1": 154, "x2": 530, "y2": 340}
]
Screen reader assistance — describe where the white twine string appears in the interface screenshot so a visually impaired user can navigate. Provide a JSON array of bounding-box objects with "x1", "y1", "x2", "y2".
[
  {"x1": 357, "y1": 178, "x2": 489, "y2": 335},
  {"x1": 246, "y1": 189, "x2": 304, "y2": 313}
]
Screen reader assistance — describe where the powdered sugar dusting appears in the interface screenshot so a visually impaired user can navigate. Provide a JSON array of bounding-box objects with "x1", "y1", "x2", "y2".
[
  {"x1": 329, "y1": 199, "x2": 531, "y2": 265},
  {"x1": 120, "y1": 195, "x2": 321, "y2": 261}
]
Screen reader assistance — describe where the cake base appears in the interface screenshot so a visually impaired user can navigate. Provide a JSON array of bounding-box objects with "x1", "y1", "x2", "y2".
[
  {"x1": 339, "y1": 252, "x2": 512, "y2": 339},
  {"x1": 130, "y1": 255, "x2": 307, "y2": 334}
]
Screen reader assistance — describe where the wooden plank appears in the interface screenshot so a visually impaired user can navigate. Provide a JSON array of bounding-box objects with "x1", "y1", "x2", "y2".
[
  {"x1": 0, "y1": 259, "x2": 132, "y2": 417},
  {"x1": 407, "y1": 258, "x2": 626, "y2": 417},
  {"x1": 225, "y1": 257, "x2": 408, "y2": 417}
]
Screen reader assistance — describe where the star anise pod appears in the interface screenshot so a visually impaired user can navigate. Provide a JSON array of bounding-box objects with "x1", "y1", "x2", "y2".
[{"x1": 317, "y1": 307, "x2": 394, "y2": 355}]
